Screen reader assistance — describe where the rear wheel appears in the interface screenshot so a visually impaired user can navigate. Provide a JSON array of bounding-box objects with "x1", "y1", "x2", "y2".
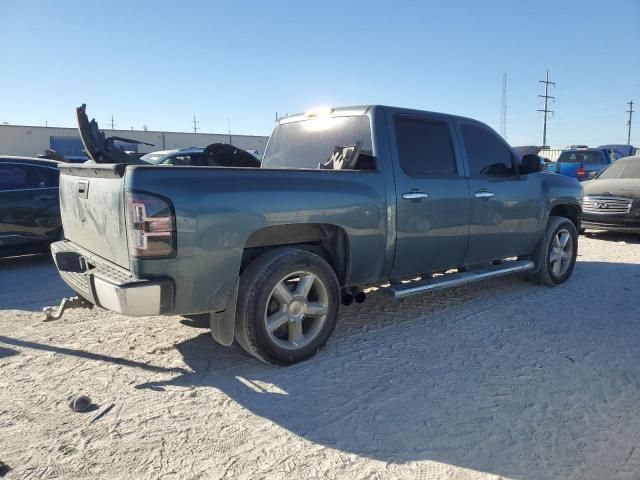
[
  {"x1": 529, "y1": 216, "x2": 578, "y2": 287},
  {"x1": 235, "y1": 248, "x2": 340, "y2": 365}
]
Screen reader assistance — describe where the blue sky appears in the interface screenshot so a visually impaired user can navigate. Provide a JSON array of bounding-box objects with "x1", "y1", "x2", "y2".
[{"x1": 1, "y1": 0, "x2": 639, "y2": 146}]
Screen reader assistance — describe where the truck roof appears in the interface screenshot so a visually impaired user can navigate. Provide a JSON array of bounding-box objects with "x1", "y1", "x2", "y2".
[{"x1": 278, "y1": 105, "x2": 485, "y2": 127}]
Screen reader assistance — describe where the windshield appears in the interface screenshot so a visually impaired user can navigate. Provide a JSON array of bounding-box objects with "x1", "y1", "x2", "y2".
[
  {"x1": 597, "y1": 159, "x2": 640, "y2": 179},
  {"x1": 262, "y1": 115, "x2": 373, "y2": 169},
  {"x1": 557, "y1": 150, "x2": 604, "y2": 164},
  {"x1": 140, "y1": 152, "x2": 173, "y2": 164}
]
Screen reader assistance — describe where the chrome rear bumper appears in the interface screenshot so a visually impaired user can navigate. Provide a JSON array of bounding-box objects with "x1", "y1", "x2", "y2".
[{"x1": 51, "y1": 241, "x2": 174, "y2": 316}]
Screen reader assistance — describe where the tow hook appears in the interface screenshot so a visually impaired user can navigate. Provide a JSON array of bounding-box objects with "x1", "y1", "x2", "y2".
[{"x1": 43, "y1": 296, "x2": 94, "y2": 322}]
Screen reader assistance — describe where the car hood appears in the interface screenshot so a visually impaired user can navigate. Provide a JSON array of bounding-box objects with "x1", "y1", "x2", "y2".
[{"x1": 582, "y1": 179, "x2": 640, "y2": 199}]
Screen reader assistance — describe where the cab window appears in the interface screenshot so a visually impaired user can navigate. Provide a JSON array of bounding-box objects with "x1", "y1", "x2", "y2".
[
  {"x1": 461, "y1": 124, "x2": 515, "y2": 176},
  {"x1": 395, "y1": 117, "x2": 457, "y2": 176}
]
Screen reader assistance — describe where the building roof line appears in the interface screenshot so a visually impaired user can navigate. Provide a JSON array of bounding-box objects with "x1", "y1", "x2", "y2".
[{"x1": 0, "y1": 123, "x2": 269, "y2": 139}]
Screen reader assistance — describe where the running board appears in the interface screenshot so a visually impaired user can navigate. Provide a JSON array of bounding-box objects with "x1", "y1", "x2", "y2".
[{"x1": 383, "y1": 260, "x2": 535, "y2": 300}]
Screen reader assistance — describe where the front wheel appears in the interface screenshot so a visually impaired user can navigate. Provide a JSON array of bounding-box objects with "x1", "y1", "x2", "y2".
[
  {"x1": 529, "y1": 216, "x2": 578, "y2": 287},
  {"x1": 235, "y1": 248, "x2": 340, "y2": 365}
]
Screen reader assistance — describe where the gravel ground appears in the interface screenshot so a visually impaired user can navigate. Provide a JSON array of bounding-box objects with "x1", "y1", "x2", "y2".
[{"x1": 1, "y1": 232, "x2": 639, "y2": 480}]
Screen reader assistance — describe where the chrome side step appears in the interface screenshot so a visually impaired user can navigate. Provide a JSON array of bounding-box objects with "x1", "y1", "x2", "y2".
[{"x1": 383, "y1": 260, "x2": 535, "y2": 300}]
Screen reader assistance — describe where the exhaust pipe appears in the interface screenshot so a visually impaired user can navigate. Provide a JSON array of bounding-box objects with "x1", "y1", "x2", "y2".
[
  {"x1": 351, "y1": 287, "x2": 366, "y2": 304},
  {"x1": 341, "y1": 289, "x2": 354, "y2": 306}
]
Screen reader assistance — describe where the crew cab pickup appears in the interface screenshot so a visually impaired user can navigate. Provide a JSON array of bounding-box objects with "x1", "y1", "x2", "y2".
[{"x1": 49, "y1": 105, "x2": 583, "y2": 364}]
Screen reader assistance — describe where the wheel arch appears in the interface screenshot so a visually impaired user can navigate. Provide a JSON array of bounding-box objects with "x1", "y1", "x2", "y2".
[
  {"x1": 549, "y1": 203, "x2": 582, "y2": 230},
  {"x1": 240, "y1": 223, "x2": 350, "y2": 285}
]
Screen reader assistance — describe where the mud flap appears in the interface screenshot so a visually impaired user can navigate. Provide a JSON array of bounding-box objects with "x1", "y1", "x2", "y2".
[{"x1": 209, "y1": 279, "x2": 239, "y2": 346}]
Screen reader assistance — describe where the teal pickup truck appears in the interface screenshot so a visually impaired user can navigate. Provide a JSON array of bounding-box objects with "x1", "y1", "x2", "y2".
[{"x1": 49, "y1": 105, "x2": 583, "y2": 364}]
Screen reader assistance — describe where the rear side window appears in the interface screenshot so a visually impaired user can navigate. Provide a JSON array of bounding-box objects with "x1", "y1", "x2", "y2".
[
  {"x1": 461, "y1": 124, "x2": 515, "y2": 176},
  {"x1": 0, "y1": 165, "x2": 28, "y2": 190},
  {"x1": 25, "y1": 165, "x2": 58, "y2": 188},
  {"x1": 395, "y1": 117, "x2": 457, "y2": 176}
]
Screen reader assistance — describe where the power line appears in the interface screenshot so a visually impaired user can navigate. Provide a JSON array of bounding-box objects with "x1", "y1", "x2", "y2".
[
  {"x1": 537, "y1": 69, "x2": 555, "y2": 148},
  {"x1": 626, "y1": 100, "x2": 634, "y2": 145},
  {"x1": 500, "y1": 73, "x2": 507, "y2": 138},
  {"x1": 192, "y1": 115, "x2": 200, "y2": 134}
]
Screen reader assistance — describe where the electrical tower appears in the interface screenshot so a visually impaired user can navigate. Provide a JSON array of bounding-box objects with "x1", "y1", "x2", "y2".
[
  {"x1": 500, "y1": 73, "x2": 507, "y2": 138},
  {"x1": 627, "y1": 100, "x2": 634, "y2": 145},
  {"x1": 109, "y1": 115, "x2": 116, "y2": 130},
  {"x1": 192, "y1": 115, "x2": 200, "y2": 133},
  {"x1": 537, "y1": 69, "x2": 555, "y2": 148}
]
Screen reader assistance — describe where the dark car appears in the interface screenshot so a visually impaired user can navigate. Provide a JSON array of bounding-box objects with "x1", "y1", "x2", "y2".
[
  {"x1": 140, "y1": 147, "x2": 208, "y2": 165},
  {"x1": 140, "y1": 146, "x2": 260, "y2": 167},
  {"x1": 0, "y1": 156, "x2": 62, "y2": 257},
  {"x1": 581, "y1": 155, "x2": 640, "y2": 233}
]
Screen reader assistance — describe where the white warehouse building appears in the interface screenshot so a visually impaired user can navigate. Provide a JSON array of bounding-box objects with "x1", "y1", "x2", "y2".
[{"x1": 0, "y1": 124, "x2": 269, "y2": 160}]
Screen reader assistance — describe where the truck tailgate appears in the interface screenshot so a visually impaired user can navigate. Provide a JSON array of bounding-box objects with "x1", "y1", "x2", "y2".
[{"x1": 58, "y1": 164, "x2": 130, "y2": 268}]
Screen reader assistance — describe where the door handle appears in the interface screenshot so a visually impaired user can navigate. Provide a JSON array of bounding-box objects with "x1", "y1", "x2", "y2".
[
  {"x1": 402, "y1": 191, "x2": 429, "y2": 200},
  {"x1": 474, "y1": 191, "x2": 494, "y2": 199},
  {"x1": 35, "y1": 195, "x2": 56, "y2": 200}
]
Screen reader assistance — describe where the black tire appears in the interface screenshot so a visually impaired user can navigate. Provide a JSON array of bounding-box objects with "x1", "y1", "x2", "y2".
[
  {"x1": 529, "y1": 216, "x2": 578, "y2": 287},
  {"x1": 235, "y1": 247, "x2": 340, "y2": 365}
]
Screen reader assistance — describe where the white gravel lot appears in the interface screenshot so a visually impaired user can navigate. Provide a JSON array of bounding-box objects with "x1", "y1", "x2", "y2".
[{"x1": 1, "y1": 232, "x2": 639, "y2": 480}]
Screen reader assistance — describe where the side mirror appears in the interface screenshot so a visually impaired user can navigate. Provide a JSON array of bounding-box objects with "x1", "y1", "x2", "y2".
[
  {"x1": 588, "y1": 171, "x2": 598, "y2": 180},
  {"x1": 519, "y1": 154, "x2": 543, "y2": 174}
]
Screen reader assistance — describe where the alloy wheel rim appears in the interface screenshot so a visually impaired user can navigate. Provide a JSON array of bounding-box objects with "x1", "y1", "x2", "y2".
[
  {"x1": 263, "y1": 270, "x2": 329, "y2": 350},
  {"x1": 549, "y1": 228, "x2": 573, "y2": 277}
]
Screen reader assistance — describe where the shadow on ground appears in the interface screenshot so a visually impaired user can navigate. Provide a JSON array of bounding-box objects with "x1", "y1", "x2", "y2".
[
  {"x1": 583, "y1": 230, "x2": 640, "y2": 244},
  {"x1": 0, "y1": 254, "x2": 72, "y2": 311},
  {"x1": 0, "y1": 335, "x2": 187, "y2": 375},
  {"x1": 129, "y1": 260, "x2": 640, "y2": 478}
]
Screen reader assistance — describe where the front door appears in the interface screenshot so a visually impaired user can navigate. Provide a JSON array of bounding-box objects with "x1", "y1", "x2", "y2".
[
  {"x1": 390, "y1": 114, "x2": 470, "y2": 278},
  {"x1": 458, "y1": 123, "x2": 542, "y2": 265}
]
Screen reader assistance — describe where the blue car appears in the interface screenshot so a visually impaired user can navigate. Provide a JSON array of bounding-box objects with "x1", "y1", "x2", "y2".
[{"x1": 547, "y1": 146, "x2": 628, "y2": 181}]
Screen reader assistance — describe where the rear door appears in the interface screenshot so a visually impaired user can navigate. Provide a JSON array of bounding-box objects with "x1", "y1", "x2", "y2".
[
  {"x1": 458, "y1": 123, "x2": 542, "y2": 264},
  {"x1": 0, "y1": 162, "x2": 61, "y2": 247},
  {"x1": 390, "y1": 113, "x2": 470, "y2": 278}
]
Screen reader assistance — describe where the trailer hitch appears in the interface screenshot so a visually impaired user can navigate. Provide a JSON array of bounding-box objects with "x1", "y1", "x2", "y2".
[{"x1": 43, "y1": 296, "x2": 94, "y2": 322}]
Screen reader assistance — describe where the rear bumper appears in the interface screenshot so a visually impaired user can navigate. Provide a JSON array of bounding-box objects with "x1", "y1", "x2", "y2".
[{"x1": 51, "y1": 241, "x2": 174, "y2": 316}]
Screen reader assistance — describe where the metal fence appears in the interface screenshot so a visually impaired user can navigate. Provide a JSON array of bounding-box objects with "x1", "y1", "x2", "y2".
[{"x1": 539, "y1": 149, "x2": 563, "y2": 162}]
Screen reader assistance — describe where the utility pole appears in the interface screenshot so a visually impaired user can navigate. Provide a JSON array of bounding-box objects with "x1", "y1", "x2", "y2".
[
  {"x1": 192, "y1": 115, "x2": 200, "y2": 134},
  {"x1": 228, "y1": 118, "x2": 232, "y2": 144},
  {"x1": 109, "y1": 115, "x2": 116, "y2": 130},
  {"x1": 500, "y1": 73, "x2": 507, "y2": 138},
  {"x1": 626, "y1": 100, "x2": 634, "y2": 145},
  {"x1": 537, "y1": 69, "x2": 555, "y2": 148}
]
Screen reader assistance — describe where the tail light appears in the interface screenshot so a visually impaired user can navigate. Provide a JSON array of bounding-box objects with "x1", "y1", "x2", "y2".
[
  {"x1": 126, "y1": 191, "x2": 176, "y2": 258},
  {"x1": 576, "y1": 164, "x2": 586, "y2": 180}
]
